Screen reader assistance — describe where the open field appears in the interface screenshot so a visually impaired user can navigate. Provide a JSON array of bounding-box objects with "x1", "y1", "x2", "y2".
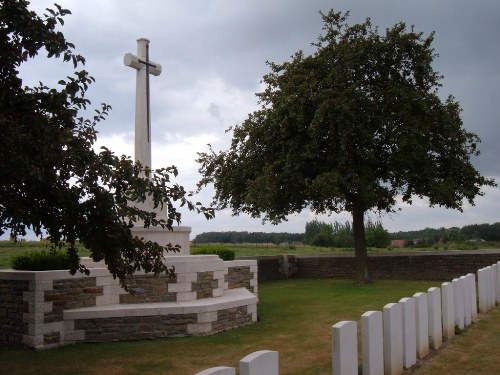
[
  {"x1": 198, "y1": 242, "x2": 500, "y2": 258},
  {"x1": 3, "y1": 240, "x2": 499, "y2": 270}
]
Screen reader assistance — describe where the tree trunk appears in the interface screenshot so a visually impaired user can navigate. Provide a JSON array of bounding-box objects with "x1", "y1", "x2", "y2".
[{"x1": 352, "y1": 201, "x2": 370, "y2": 284}]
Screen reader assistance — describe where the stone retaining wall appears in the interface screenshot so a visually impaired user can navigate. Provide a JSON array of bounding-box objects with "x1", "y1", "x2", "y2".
[
  {"x1": 0, "y1": 279, "x2": 29, "y2": 345},
  {"x1": 0, "y1": 256, "x2": 258, "y2": 349},
  {"x1": 243, "y1": 250, "x2": 500, "y2": 281}
]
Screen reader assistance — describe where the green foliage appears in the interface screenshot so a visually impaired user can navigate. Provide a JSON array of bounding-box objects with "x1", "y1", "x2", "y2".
[
  {"x1": 306, "y1": 220, "x2": 353, "y2": 247},
  {"x1": 194, "y1": 231, "x2": 304, "y2": 244},
  {"x1": 197, "y1": 10, "x2": 494, "y2": 283},
  {"x1": 365, "y1": 220, "x2": 390, "y2": 248},
  {"x1": 0, "y1": 1, "x2": 213, "y2": 288},
  {"x1": 190, "y1": 246, "x2": 235, "y2": 261},
  {"x1": 11, "y1": 250, "x2": 71, "y2": 271},
  {"x1": 305, "y1": 219, "x2": 389, "y2": 248},
  {"x1": 391, "y1": 222, "x2": 500, "y2": 244}
]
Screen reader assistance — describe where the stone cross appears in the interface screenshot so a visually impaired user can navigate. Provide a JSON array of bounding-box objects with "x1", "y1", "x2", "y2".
[{"x1": 124, "y1": 38, "x2": 162, "y2": 170}]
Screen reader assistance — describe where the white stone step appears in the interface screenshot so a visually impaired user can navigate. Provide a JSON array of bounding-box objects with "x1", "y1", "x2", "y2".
[{"x1": 64, "y1": 288, "x2": 257, "y2": 320}]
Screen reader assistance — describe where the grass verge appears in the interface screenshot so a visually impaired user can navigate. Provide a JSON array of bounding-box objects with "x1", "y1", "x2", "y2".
[{"x1": 408, "y1": 308, "x2": 500, "y2": 375}]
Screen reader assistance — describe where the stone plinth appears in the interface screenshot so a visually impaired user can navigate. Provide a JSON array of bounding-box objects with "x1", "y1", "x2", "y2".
[{"x1": 131, "y1": 225, "x2": 191, "y2": 255}]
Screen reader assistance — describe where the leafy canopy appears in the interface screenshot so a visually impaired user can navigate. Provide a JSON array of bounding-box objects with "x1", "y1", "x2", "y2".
[
  {"x1": 197, "y1": 10, "x2": 494, "y2": 222},
  {"x1": 197, "y1": 10, "x2": 494, "y2": 282},
  {"x1": 0, "y1": 0, "x2": 213, "y2": 286}
]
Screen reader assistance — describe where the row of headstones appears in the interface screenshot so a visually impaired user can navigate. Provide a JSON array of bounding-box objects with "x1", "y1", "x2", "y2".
[
  {"x1": 196, "y1": 350, "x2": 279, "y2": 375},
  {"x1": 194, "y1": 262, "x2": 500, "y2": 375},
  {"x1": 333, "y1": 261, "x2": 500, "y2": 375}
]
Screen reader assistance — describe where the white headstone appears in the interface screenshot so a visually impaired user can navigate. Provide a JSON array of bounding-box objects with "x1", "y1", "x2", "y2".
[
  {"x1": 489, "y1": 266, "x2": 495, "y2": 310},
  {"x1": 467, "y1": 273, "x2": 478, "y2": 322},
  {"x1": 490, "y1": 265, "x2": 497, "y2": 308},
  {"x1": 361, "y1": 311, "x2": 384, "y2": 375},
  {"x1": 478, "y1": 268, "x2": 488, "y2": 313},
  {"x1": 383, "y1": 303, "x2": 403, "y2": 375},
  {"x1": 332, "y1": 321, "x2": 358, "y2": 375},
  {"x1": 496, "y1": 262, "x2": 500, "y2": 304},
  {"x1": 441, "y1": 282, "x2": 455, "y2": 340},
  {"x1": 460, "y1": 275, "x2": 472, "y2": 327},
  {"x1": 240, "y1": 350, "x2": 278, "y2": 375},
  {"x1": 399, "y1": 297, "x2": 417, "y2": 369},
  {"x1": 452, "y1": 278, "x2": 465, "y2": 329},
  {"x1": 414, "y1": 292, "x2": 429, "y2": 359},
  {"x1": 196, "y1": 367, "x2": 236, "y2": 375},
  {"x1": 427, "y1": 287, "x2": 442, "y2": 350}
]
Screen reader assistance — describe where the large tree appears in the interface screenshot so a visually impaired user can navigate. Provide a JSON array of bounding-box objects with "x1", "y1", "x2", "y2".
[
  {"x1": 197, "y1": 10, "x2": 495, "y2": 283},
  {"x1": 0, "y1": 1, "x2": 212, "y2": 287}
]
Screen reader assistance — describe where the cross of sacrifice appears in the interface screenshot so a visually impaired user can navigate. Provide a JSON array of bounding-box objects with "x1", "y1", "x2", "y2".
[{"x1": 124, "y1": 38, "x2": 162, "y2": 171}]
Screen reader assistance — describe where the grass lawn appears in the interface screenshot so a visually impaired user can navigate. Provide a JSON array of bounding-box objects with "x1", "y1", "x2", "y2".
[
  {"x1": 409, "y1": 308, "x2": 500, "y2": 375},
  {"x1": 1, "y1": 278, "x2": 445, "y2": 375}
]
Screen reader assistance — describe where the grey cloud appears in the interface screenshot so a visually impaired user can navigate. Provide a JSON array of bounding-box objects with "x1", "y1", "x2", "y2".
[{"x1": 19, "y1": 0, "x2": 500, "y2": 234}]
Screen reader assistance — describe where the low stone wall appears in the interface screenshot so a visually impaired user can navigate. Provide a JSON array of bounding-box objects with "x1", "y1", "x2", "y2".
[
  {"x1": 224, "y1": 260, "x2": 258, "y2": 295},
  {"x1": 0, "y1": 279, "x2": 29, "y2": 345},
  {"x1": 244, "y1": 250, "x2": 500, "y2": 281},
  {"x1": 0, "y1": 256, "x2": 258, "y2": 349}
]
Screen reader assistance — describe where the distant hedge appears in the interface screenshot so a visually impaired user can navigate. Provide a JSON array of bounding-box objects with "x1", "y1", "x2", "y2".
[
  {"x1": 191, "y1": 246, "x2": 235, "y2": 261},
  {"x1": 11, "y1": 250, "x2": 71, "y2": 271}
]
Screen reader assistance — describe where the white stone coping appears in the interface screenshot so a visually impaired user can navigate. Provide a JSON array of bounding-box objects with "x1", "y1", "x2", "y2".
[
  {"x1": 64, "y1": 288, "x2": 257, "y2": 320},
  {"x1": 80, "y1": 254, "x2": 223, "y2": 275},
  {"x1": 224, "y1": 260, "x2": 258, "y2": 267},
  {"x1": 131, "y1": 225, "x2": 192, "y2": 232},
  {"x1": 1, "y1": 255, "x2": 226, "y2": 279},
  {"x1": 0, "y1": 268, "x2": 112, "y2": 281}
]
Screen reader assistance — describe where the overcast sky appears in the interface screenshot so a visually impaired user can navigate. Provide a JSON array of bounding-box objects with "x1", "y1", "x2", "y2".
[{"x1": 19, "y1": 0, "x2": 500, "y2": 237}]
